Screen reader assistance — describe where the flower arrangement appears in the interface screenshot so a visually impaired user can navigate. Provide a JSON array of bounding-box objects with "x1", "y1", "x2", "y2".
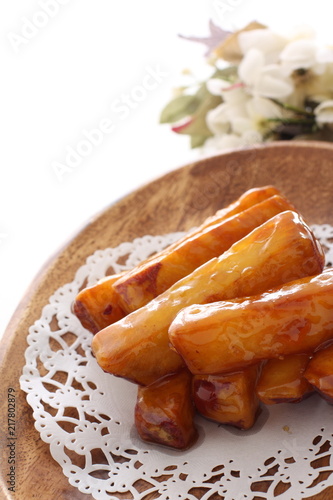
[{"x1": 160, "y1": 21, "x2": 333, "y2": 150}]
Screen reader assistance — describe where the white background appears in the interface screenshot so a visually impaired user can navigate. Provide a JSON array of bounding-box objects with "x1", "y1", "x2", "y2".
[{"x1": 0, "y1": 0, "x2": 331, "y2": 339}]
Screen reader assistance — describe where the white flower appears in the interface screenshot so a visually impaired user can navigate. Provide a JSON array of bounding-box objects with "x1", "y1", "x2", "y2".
[
  {"x1": 206, "y1": 80, "x2": 251, "y2": 136},
  {"x1": 238, "y1": 48, "x2": 294, "y2": 99},
  {"x1": 285, "y1": 24, "x2": 316, "y2": 41},
  {"x1": 314, "y1": 100, "x2": 333, "y2": 125},
  {"x1": 204, "y1": 129, "x2": 263, "y2": 153},
  {"x1": 189, "y1": 22, "x2": 333, "y2": 152},
  {"x1": 206, "y1": 78, "x2": 282, "y2": 144},
  {"x1": 280, "y1": 39, "x2": 324, "y2": 74},
  {"x1": 242, "y1": 129, "x2": 263, "y2": 145},
  {"x1": 231, "y1": 96, "x2": 282, "y2": 135},
  {"x1": 317, "y1": 47, "x2": 333, "y2": 64},
  {"x1": 246, "y1": 95, "x2": 283, "y2": 126},
  {"x1": 206, "y1": 79, "x2": 247, "y2": 104},
  {"x1": 206, "y1": 100, "x2": 242, "y2": 136},
  {"x1": 238, "y1": 28, "x2": 288, "y2": 64},
  {"x1": 206, "y1": 103, "x2": 230, "y2": 136},
  {"x1": 204, "y1": 133, "x2": 244, "y2": 151},
  {"x1": 206, "y1": 78, "x2": 230, "y2": 96}
]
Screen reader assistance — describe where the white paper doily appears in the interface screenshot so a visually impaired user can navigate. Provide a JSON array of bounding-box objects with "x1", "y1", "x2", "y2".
[{"x1": 20, "y1": 225, "x2": 333, "y2": 500}]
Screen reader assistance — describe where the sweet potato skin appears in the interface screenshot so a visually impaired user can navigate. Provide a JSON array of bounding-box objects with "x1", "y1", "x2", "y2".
[
  {"x1": 192, "y1": 365, "x2": 260, "y2": 429},
  {"x1": 92, "y1": 211, "x2": 324, "y2": 386},
  {"x1": 73, "y1": 274, "x2": 126, "y2": 334},
  {"x1": 114, "y1": 194, "x2": 295, "y2": 313},
  {"x1": 135, "y1": 369, "x2": 197, "y2": 450},
  {"x1": 256, "y1": 354, "x2": 313, "y2": 405},
  {"x1": 169, "y1": 269, "x2": 333, "y2": 376},
  {"x1": 304, "y1": 344, "x2": 333, "y2": 403}
]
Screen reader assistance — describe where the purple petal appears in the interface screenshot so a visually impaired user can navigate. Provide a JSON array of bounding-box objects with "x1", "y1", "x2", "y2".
[{"x1": 179, "y1": 20, "x2": 232, "y2": 56}]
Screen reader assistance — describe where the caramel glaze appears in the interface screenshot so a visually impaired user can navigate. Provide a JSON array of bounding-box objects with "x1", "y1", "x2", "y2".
[
  {"x1": 304, "y1": 343, "x2": 333, "y2": 402},
  {"x1": 135, "y1": 369, "x2": 198, "y2": 450},
  {"x1": 256, "y1": 354, "x2": 314, "y2": 405},
  {"x1": 192, "y1": 365, "x2": 260, "y2": 429},
  {"x1": 113, "y1": 192, "x2": 293, "y2": 313},
  {"x1": 73, "y1": 274, "x2": 126, "y2": 333},
  {"x1": 169, "y1": 269, "x2": 333, "y2": 375},
  {"x1": 92, "y1": 211, "x2": 324, "y2": 386}
]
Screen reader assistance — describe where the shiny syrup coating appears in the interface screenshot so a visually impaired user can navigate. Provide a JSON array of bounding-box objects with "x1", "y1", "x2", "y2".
[
  {"x1": 73, "y1": 273, "x2": 126, "y2": 334},
  {"x1": 304, "y1": 343, "x2": 333, "y2": 403},
  {"x1": 134, "y1": 369, "x2": 198, "y2": 450},
  {"x1": 92, "y1": 211, "x2": 324, "y2": 386},
  {"x1": 169, "y1": 269, "x2": 333, "y2": 375},
  {"x1": 113, "y1": 192, "x2": 293, "y2": 313},
  {"x1": 256, "y1": 354, "x2": 313, "y2": 405},
  {"x1": 192, "y1": 365, "x2": 260, "y2": 429}
]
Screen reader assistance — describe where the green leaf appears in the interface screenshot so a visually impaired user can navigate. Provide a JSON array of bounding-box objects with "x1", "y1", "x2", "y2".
[
  {"x1": 160, "y1": 66, "x2": 236, "y2": 126},
  {"x1": 176, "y1": 90, "x2": 222, "y2": 138},
  {"x1": 160, "y1": 65, "x2": 236, "y2": 148},
  {"x1": 190, "y1": 134, "x2": 208, "y2": 148},
  {"x1": 212, "y1": 66, "x2": 238, "y2": 82},
  {"x1": 159, "y1": 95, "x2": 200, "y2": 124}
]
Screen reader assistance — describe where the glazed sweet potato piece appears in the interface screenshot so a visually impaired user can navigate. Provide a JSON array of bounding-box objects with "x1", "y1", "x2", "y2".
[
  {"x1": 77, "y1": 187, "x2": 283, "y2": 321},
  {"x1": 256, "y1": 354, "x2": 313, "y2": 405},
  {"x1": 114, "y1": 194, "x2": 295, "y2": 313},
  {"x1": 203, "y1": 185, "x2": 281, "y2": 228},
  {"x1": 135, "y1": 369, "x2": 197, "y2": 450},
  {"x1": 169, "y1": 269, "x2": 333, "y2": 376},
  {"x1": 92, "y1": 211, "x2": 324, "y2": 386},
  {"x1": 73, "y1": 274, "x2": 126, "y2": 334},
  {"x1": 192, "y1": 365, "x2": 260, "y2": 429},
  {"x1": 304, "y1": 344, "x2": 333, "y2": 403}
]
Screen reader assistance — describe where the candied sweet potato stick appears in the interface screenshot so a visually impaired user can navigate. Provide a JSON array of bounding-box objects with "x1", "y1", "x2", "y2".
[
  {"x1": 73, "y1": 274, "x2": 126, "y2": 334},
  {"x1": 192, "y1": 365, "x2": 260, "y2": 429},
  {"x1": 92, "y1": 211, "x2": 324, "y2": 386},
  {"x1": 135, "y1": 369, "x2": 197, "y2": 450},
  {"x1": 256, "y1": 354, "x2": 313, "y2": 405},
  {"x1": 114, "y1": 194, "x2": 295, "y2": 312},
  {"x1": 304, "y1": 344, "x2": 333, "y2": 403},
  {"x1": 169, "y1": 269, "x2": 333, "y2": 376},
  {"x1": 76, "y1": 186, "x2": 283, "y2": 323},
  {"x1": 202, "y1": 185, "x2": 281, "y2": 228}
]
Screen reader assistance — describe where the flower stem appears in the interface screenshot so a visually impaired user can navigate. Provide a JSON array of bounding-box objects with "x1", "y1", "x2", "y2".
[
  {"x1": 270, "y1": 99, "x2": 314, "y2": 117},
  {"x1": 267, "y1": 117, "x2": 315, "y2": 125}
]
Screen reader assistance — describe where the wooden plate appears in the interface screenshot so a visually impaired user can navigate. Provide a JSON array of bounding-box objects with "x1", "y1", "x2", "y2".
[{"x1": 1, "y1": 141, "x2": 333, "y2": 500}]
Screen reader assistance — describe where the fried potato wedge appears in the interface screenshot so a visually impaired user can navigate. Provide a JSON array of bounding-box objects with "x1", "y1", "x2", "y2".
[
  {"x1": 169, "y1": 269, "x2": 333, "y2": 376},
  {"x1": 192, "y1": 365, "x2": 260, "y2": 429},
  {"x1": 256, "y1": 354, "x2": 313, "y2": 405},
  {"x1": 114, "y1": 194, "x2": 295, "y2": 312},
  {"x1": 304, "y1": 344, "x2": 333, "y2": 403},
  {"x1": 92, "y1": 211, "x2": 324, "y2": 386},
  {"x1": 73, "y1": 274, "x2": 126, "y2": 334},
  {"x1": 135, "y1": 369, "x2": 197, "y2": 450}
]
